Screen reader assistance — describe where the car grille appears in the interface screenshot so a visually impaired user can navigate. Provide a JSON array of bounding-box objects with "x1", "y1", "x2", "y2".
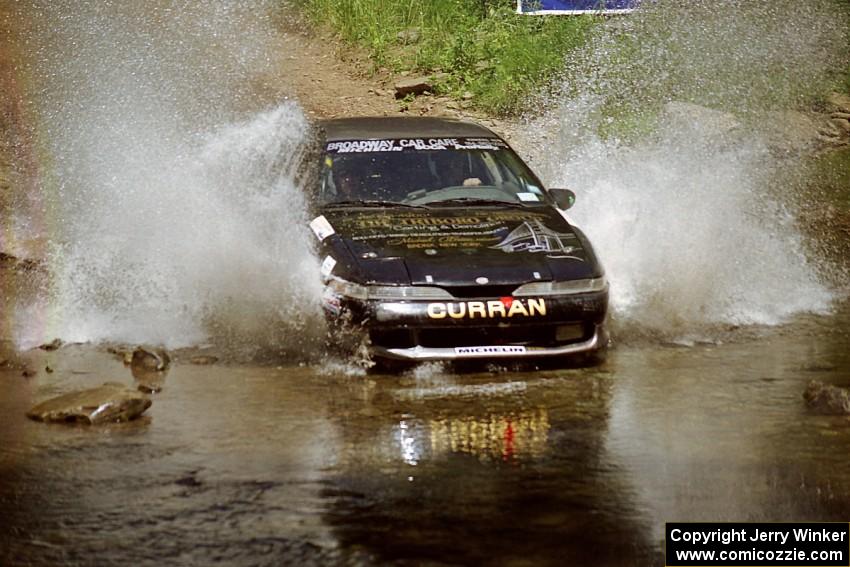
[
  {"x1": 440, "y1": 285, "x2": 519, "y2": 298},
  {"x1": 370, "y1": 322, "x2": 591, "y2": 350}
]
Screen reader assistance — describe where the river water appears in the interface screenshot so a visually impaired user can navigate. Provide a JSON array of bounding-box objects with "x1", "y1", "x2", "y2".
[
  {"x1": 2, "y1": 0, "x2": 850, "y2": 565},
  {"x1": 1, "y1": 303, "x2": 850, "y2": 566}
]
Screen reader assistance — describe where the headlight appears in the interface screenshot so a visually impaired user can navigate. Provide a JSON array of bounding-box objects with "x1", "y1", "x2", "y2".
[
  {"x1": 326, "y1": 278, "x2": 369, "y2": 300},
  {"x1": 513, "y1": 277, "x2": 607, "y2": 296},
  {"x1": 366, "y1": 285, "x2": 455, "y2": 300},
  {"x1": 326, "y1": 278, "x2": 454, "y2": 301}
]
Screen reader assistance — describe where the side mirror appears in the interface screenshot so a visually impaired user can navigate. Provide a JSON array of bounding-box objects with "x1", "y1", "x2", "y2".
[{"x1": 549, "y1": 188, "x2": 576, "y2": 210}]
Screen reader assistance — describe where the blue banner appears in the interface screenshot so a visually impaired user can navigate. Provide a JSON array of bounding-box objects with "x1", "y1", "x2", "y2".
[{"x1": 518, "y1": 0, "x2": 639, "y2": 14}]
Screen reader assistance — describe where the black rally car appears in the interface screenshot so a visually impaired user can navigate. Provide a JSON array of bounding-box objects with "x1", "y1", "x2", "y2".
[{"x1": 310, "y1": 117, "x2": 608, "y2": 363}]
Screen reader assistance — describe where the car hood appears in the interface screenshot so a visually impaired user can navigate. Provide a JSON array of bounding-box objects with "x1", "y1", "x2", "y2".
[{"x1": 319, "y1": 205, "x2": 601, "y2": 287}]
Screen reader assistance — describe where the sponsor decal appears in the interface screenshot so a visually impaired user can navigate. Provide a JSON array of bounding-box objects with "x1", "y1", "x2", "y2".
[
  {"x1": 309, "y1": 215, "x2": 335, "y2": 241},
  {"x1": 321, "y1": 288, "x2": 342, "y2": 315},
  {"x1": 320, "y1": 255, "x2": 337, "y2": 278},
  {"x1": 454, "y1": 345, "x2": 527, "y2": 355},
  {"x1": 516, "y1": 192, "x2": 540, "y2": 202},
  {"x1": 427, "y1": 297, "x2": 546, "y2": 319},
  {"x1": 491, "y1": 219, "x2": 584, "y2": 259},
  {"x1": 335, "y1": 210, "x2": 570, "y2": 251},
  {"x1": 325, "y1": 137, "x2": 509, "y2": 154},
  {"x1": 345, "y1": 210, "x2": 544, "y2": 230}
]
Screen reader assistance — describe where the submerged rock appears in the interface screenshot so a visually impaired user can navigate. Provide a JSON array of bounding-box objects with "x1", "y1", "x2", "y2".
[
  {"x1": 130, "y1": 346, "x2": 171, "y2": 372},
  {"x1": 26, "y1": 383, "x2": 151, "y2": 424},
  {"x1": 131, "y1": 363, "x2": 167, "y2": 394},
  {"x1": 37, "y1": 338, "x2": 64, "y2": 351},
  {"x1": 136, "y1": 382, "x2": 162, "y2": 394},
  {"x1": 803, "y1": 380, "x2": 850, "y2": 415},
  {"x1": 130, "y1": 358, "x2": 168, "y2": 394}
]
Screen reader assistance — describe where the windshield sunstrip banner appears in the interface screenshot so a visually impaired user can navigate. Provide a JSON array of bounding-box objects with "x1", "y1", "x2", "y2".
[
  {"x1": 325, "y1": 137, "x2": 509, "y2": 153},
  {"x1": 517, "y1": 0, "x2": 639, "y2": 15}
]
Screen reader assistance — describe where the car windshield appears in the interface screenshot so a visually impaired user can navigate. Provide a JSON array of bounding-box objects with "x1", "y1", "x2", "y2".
[{"x1": 318, "y1": 137, "x2": 548, "y2": 207}]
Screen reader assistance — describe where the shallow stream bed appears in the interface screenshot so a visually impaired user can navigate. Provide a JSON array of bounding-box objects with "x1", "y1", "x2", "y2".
[{"x1": 1, "y1": 302, "x2": 849, "y2": 566}]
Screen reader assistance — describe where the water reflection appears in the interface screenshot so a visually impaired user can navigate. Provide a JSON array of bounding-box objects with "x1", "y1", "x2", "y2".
[
  {"x1": 385, "y1": 408, "x2": 551, "y2": 466},
  {"x1": 427, "y1": 408, "x2": 550, "y2": 462},
  {"x1": 321, "y1": 369, "x2": 660, "y2": 566}
]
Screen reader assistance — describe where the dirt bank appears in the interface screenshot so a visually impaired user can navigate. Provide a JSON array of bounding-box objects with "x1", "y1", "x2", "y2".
[{"x1": 273, "y1": 15, "x2": 521, "y2": 141}]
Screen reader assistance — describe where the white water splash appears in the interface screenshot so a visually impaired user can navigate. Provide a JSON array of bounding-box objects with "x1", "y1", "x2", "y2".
[
  {"x1": 9, "y1": 1, "x2": 325, "y2": 356},
  {"x1": 47, "y1": 105, "x2": 322, "y2": 353},
  {"x1": 524, "y1": 0, "x2": 846, "y2": 337}
]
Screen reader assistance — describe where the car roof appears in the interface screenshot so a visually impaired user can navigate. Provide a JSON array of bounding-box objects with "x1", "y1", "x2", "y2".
[{"x1": 318, "y1": 116, "x2": 499, "y2": 142}]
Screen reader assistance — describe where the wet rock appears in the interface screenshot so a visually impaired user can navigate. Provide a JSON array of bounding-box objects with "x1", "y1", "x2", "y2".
[
  {"x1": 107, "y1": 345, "x2": 143, "y2": 366},
  {"x1": 45, "y1": 364, "x2": 54, "y2": 374},
  {"x1": 189, "y1": 355, "x2": 218, "y2": 365},
  {"x1": 1, "y1": 357, "x2": 19, "y2": 370},
  {"x1": 175, "y1": 473, "x2": 203, "y2": 488},
  {"x1": 131, "y1": 346, "x2": 170, "y2": 372},
  {"x1": 131, "y1": 361, "x2": 168, "y2": 393},
  {"x1": 0, "y1": 251, "x2": 42, "y2": 272},
  {"x1": 37, "y1": 338, "x2": 64, "y2": 351},
  {"x1": 803, "y1": 380, "x2": 850, "y2": 415},
  {"x1": 394, "y1": 76, "x2": 434, "y2": 99},
  {"x1": 137, "y1": 382, "x2": 162, "y2": 394},
  {"x1": 26, "y1": 383, "x2": 151, "y2": 424},
  {"x1": 21, "y1": 368, "x2": 36, "y2": 378}
]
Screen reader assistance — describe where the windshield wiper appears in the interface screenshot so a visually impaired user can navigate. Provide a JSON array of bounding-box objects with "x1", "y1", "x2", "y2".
[
  {"x1": 323, "y1": 199, "x2": 427, "y2": 209},
  {"x1": 427, "y1": 197, "x2": 532, "y2": 209}
]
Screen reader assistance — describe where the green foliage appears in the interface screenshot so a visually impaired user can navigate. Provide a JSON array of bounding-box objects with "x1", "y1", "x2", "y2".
[{"x1": 293, "y1": 0, "x2": 597, "y2": 116}]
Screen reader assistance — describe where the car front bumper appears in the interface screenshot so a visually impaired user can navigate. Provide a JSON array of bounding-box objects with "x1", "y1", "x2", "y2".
[
  {"x1": 371, "y1": 324, "x2": 606, "y2": 361},
  {"x1": 323, "y1": 288, "x2": 609, "y2": 362}
]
